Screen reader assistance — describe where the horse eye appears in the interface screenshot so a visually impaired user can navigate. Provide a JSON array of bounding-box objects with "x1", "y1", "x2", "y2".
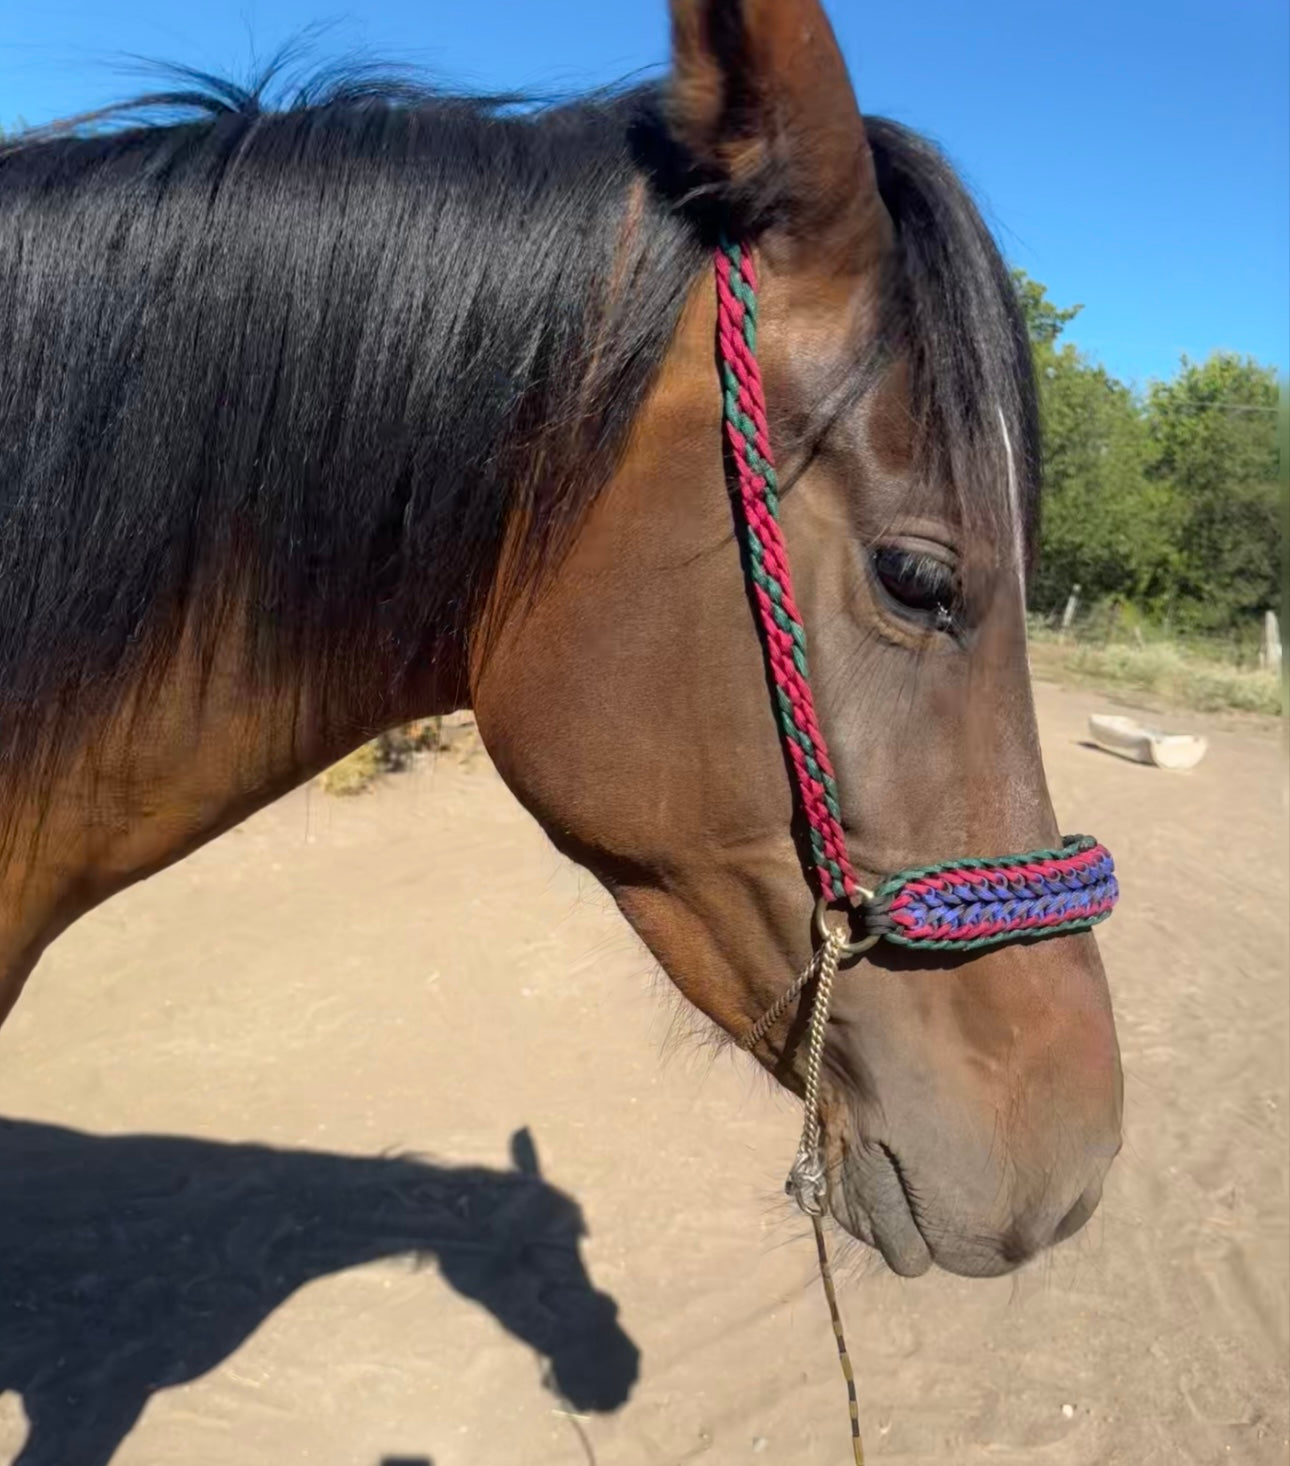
[{"x1": 870, "y1": 546, "x2": 958, "y2": 630}]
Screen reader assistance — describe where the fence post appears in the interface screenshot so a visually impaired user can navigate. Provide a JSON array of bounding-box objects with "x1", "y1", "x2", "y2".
[
  {"x1": 1060, "y1": 584, "x2": 1081, "y2": 640},
  {"x1": 1261, "y1": 609, "x2": 1282, "y2": 676}
]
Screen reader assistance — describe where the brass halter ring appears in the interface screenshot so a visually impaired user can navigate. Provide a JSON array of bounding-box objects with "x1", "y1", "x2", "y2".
[{"x1": 813, "y1": 890, "x2": 881, "y2": 958}]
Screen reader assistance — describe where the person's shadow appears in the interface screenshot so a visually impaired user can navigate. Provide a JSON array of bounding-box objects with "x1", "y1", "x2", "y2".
[{"x1": 0, "y1": 1119, "x2": 638, "y2": 1466}]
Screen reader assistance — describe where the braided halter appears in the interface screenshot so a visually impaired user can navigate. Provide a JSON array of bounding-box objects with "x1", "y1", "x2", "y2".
[
  {"x1": 715, "y1": 237, "x2": 1119, "y2": 1147},
  {"x1": 717, "y1": 237, "x2": 1118, "y2": 1462}
]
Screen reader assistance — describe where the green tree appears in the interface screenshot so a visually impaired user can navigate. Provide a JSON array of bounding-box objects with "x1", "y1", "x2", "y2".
[
  {"x1": 1034, "y1": 349, "x2": 1181, "y2": 609},
  {"x1": 1013, "y1": 272, "x2": 1177, "y2": 610},
  {"x1": 1143, "y1": 354, "x2": 1281, "y2": 630},
  {"x1": 1013, "y1": 269, "x2": 1083, "y2": 347}
]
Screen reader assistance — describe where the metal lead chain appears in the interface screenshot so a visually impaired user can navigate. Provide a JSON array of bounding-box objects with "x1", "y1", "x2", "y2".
[
  {"x1": 737, "y1": 924, "x2": 848, "y2": 1211},
  {"x1": 786, "y1": 924, "x2": 845, "y2": 1215}
]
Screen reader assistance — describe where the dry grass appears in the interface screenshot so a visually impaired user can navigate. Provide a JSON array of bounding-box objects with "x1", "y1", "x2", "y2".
[
  {"x1": 318, "y1": 717, "x2": 480, "y2": 796},
  {"x1": 317, "y1": 741, "x2": 385, "y2": 796},
  {"x1": 1029, "y1": 631, "x2": 1283, "y2": 717}
]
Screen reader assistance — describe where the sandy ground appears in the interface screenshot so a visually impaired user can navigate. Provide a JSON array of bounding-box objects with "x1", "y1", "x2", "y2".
[{"x1": 0, "y1": 681, "x2": 1286, "y2": 1466}]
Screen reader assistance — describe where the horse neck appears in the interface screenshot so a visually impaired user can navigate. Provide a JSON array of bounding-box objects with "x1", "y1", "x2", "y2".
[{"x1": 0, "y1": 101, "x2": 708, "y2": 994}]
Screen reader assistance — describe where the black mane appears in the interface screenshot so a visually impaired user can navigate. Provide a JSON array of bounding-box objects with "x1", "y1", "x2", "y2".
[
  {"x1": 0, "y1": 79, "x2": 704, "y2": 779},
  {"x1": 0, "y1": 71, "x2": 1036, "y2": 798}
]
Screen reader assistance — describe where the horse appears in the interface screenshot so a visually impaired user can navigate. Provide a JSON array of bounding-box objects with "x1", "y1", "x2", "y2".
[{"x1": 0, "y1": 0, "x2": 1122, "y2": 1286}]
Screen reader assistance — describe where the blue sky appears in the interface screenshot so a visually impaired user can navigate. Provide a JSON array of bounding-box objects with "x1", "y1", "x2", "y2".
[{"x1": 3, "y1": 0, "x2": 1286, "y2": 387}]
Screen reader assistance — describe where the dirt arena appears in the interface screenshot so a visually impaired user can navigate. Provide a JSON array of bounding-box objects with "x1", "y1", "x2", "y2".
[{"x1": 1, "y1": 680, "x2": 1286, "y2": 1466}]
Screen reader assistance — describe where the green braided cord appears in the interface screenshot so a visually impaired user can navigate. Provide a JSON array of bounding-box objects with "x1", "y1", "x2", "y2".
[
  {"x1": 716, "y1": 237, "x2": 860, "y2": 899},
  {"x1": 722, "y1": 241, "x2": 758, "y2": 351},
  {"x1": 723, "y1": 360, "x2": 850, "y2": 838},
  {"x1": 868, "y1": 834, "x2": 1100, "y2": 905},
  {"x1": 772, "y1": 687, "x2": 833, "y2": 786},
  {"x1": 806, "y1": 827, "x2": 847, "y2": 889},
  {"x1": 722, "y1": 366, "x2": 780, "y2": 506},
  {"x1": 744, "y1": 531, "x2": 808, "y2": 669},
  {"x1": 745, "y1": 540, "x2": 847, "y2": 835}
]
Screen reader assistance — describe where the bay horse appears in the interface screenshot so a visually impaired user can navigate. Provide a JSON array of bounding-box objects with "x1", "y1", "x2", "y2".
[{"x1": 0, "y1": 0, "x2": 1122, "y2": 1284}]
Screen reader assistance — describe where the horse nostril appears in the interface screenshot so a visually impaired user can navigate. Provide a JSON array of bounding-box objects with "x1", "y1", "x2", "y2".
[
  {"x1": 1053, "y1": 1180, "x2": 1104, "y2": 1244},
  {"x1": 999, "y1": 1179, "x2": 1104, "y2": 1267}
]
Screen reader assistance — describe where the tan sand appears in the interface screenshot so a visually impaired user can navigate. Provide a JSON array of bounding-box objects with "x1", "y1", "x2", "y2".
[{"x1": 0, "y1": 681, "x2": 1285, "y2": 1466}]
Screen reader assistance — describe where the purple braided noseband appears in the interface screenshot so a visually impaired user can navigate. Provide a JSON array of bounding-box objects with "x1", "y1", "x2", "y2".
[{"x1": 862, "y1": 835, "x2": 1118, "y2": 951}]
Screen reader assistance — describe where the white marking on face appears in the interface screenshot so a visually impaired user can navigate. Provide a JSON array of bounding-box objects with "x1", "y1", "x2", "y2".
[
  {"x1": 997, "y1": 403, "x2": 1031, "y2": 662},
  {"x1": 997, "y1": 404, "x2": 1025, "y2": 593}
]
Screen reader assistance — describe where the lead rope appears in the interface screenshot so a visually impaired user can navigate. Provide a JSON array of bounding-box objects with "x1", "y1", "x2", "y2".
[
  {"x1": 741, "y1": 926, "x2": 864, "y2": 1464},
  {"x1": 814, "y1": 1211, "x2": 865, "y2": 1465},
  {"x1": 792, "y1": 935, "x2": 867, "y2": 1465},
  {"x1": 718, "y1": 236, "x2": 866, "y2": 1463}
]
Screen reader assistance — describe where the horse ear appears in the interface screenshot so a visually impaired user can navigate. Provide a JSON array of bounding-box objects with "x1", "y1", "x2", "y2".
[
  {"x1": 666, "y1": 0, "x2": 886, "y2": 262},
  {"x1": 509, "y1": 1127, "x2": 541, "y2": 1176}
]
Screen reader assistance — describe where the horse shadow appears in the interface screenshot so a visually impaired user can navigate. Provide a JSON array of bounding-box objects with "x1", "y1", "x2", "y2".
[{"x1": 0, "y1": 1119, "x2": 638, "y2": 1466}]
